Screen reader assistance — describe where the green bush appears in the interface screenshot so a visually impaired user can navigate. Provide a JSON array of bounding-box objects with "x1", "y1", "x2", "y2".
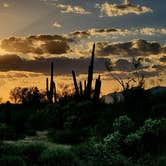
[
  {"x1": 38, "y1": 147, "x2": 78, "y2": 166},
  {"x1": 0, "y1": 155, "x2": 26, "y2": 166},
  {"x1": 124, "y1": 118, "x2": 166, "y2": 157},
  {"x1": 0, "y1": 125, "x2": 18, "y2": 140},
  {"x1": 0, "y1": 143, "x2": 21, "y2": 157},
  {"x1": 156, "y1": 155, "x2": 166, "y2": 166},
  {"x1": 48, "y1": 129, "x2": 87, "y2": 145},
  {"x1": 20, "y1": 142, "x2": 45, "y2": 165},
  {"x1": 113, "y1": 115, "x2": 134, "y2": 135}
]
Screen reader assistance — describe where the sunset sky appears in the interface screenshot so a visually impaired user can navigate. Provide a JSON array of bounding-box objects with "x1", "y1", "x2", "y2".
[{"x1": 0, "y1": 0, "x2": 166, "y2": 101}]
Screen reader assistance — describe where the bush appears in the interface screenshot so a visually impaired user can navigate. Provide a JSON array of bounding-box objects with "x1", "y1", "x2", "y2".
[
  {"x1": 38, "y1": 147, "x2": 78, "y2": 166},
  {"x1": 113, "y1": 115, "x2": 133, "y2": 135},
  {"x1": 73, "y1": 141, "x2": 134, "y2": 166},
  {"x1": 156, "y1": 155, "x2": 166, "y2": 166},
  {"x1": 48, "y1": 129, "x2": 87, "y2": 145},
  {"x1": 0, "y1": 155, "x2": 25, "y2": 166},
  {"x1": 0, "y1": 125, "x2": 20, "y2": 140},
  {"x1": 20, "y1": 143, "x2": 45, "y2": 165},
  {"x1": 124, "y1": 118, "x2": 166, "y2": 157},
  {"x1": 0, "y1": 143, "x2": 21, "y2": 157}
]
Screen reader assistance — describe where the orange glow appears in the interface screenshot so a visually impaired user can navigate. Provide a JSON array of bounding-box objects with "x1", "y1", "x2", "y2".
[{"x1": 0, "y1": 71, "x2": 165, "y2": 103}]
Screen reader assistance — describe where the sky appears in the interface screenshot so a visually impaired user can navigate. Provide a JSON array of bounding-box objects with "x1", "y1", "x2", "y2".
[{"x1": 0, "y1": 0, "x2": 166, "y2": 101}]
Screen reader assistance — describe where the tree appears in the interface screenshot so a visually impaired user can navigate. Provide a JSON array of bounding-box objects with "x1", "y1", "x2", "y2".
[
  {"x1": 10, "y1": 87, "x2": 46, "y2": 105},
  {"x1": 105, "y1": 57, "x2": 145, "y2": 91}
]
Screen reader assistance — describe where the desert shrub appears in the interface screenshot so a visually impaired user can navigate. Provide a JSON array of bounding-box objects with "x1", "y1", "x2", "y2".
[
  {"x1": 104, "y1": 131, "x2": 123, "y2": 154},
  {"x1": 156, "y1": 155, "x2": 166, "y2": 166},
  {"x1": 0, "y1": 125, "x2": 19, "y2": 140},
  {"x1": 73, "y1": 141, "x2": 134, "y2": 166},
  {"x1": 20, "y1": 142, "x2": 46, "y2": 165},
  {"x1": 38, "y1": 147, "x2": 78, "y2": 166},
  {"x1": 26, "y1": 104, "x2": 62, "y2": 130},
  {"x1": 72, "y1": 141, "x2": 110, "y2": 166},
  {"x1": 113, "y1": 115, "x2": 134, "y2": 135},
  {"x1": 48, "y1": 129, "x2": 88, "y2": 145},
  {"x1": 124, "y1": 118, "x2": 166, "y2": 157},
  {"x1": 0, "y1": 143, "x2": 21, "y2": 157},
  {"x1": 0, "y1": 155, "x2": 25, "y2": 166}
]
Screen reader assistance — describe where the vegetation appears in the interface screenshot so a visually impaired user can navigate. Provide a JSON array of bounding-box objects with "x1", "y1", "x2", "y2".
[{"x1": 0, "y1": 45, "x2": 165, "y2": 165}]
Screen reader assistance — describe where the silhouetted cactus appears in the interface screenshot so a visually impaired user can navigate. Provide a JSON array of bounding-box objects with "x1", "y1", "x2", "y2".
[
  {"x1": 86, "y1": 44, "x2": 95, "y2": 98},
  {"x1": 72, "y1": 70, "x2": 79, "y2": 96},
  {"x1": 84, "y1": 80, "x2": 87, "y2": 95},
  {"x1": 46, "y1": 62, "x2": 56, "y2": 103},
  {"x1": 80, "y1": 81, "x2": 83, "y2": 96},
  {"x1": 93, "y1": 75, "x2": 101, "y2": 100},
  {"x1": 71, "y1": 43, "x2": 101, "y2": 100}
]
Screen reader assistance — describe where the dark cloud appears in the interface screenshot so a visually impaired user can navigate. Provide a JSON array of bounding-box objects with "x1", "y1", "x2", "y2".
[
  {"x1": 0, "y1": 54, "x2": 106, "y2": 75},
  {"x1": 41, "y1": 41, "x2": 70, "y2": 54},
  {"x1": 1, "y1": 35, "x2": 70, "y2": 55},
  {"x1": 96, "y1": 39, "x2": 163, "y2": 57},
  {"x1": 115, "y1": 59, "x2": 133, "y2": 71},
  {"x1": 160, "y1": 56, "x2": 166, "y2": 62},
  {"x1": 69, "y1": 28, "x2": 118, "y2": 39},
  {"x1": 27, "y1": 34, "x2": 66, "y2": 41}
]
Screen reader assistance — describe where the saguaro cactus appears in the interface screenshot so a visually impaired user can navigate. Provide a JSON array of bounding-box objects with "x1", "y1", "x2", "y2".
[
  {"x1": 86, "y1": 43, "x2": 95, "y2": 98},
  {"x1": 79, "y1": 81, "x2": 83, "y2": 96},
  {"x1": 84, "y1": 80, "x2": 87, "y2": 95},
  {"x1": 46, "y1": 62, "x2": 56, "y2": 103},
  {"x1": 72, "y1": 70, "x2": 79, "y2": 96},
  {"x1": 93, "y1": 75, "x2": 101, "y2": 100}
]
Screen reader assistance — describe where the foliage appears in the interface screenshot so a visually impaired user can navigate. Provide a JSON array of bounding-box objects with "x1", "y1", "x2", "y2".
[
  {"x1": 38, "y1": 147, "x2": 78, "y2": 166},
  {"x1": 48, "y1": 129, "x2": 88, "y2": 145},
  {"x1": 0, "y1": 124, "x2": 20, "y2": 140},
  {"x1": 113, "y1": 115, "x2": 133, "y2": 135},
  {"x1": 9, "y1": 87, "x2": 46, "y2": 105},
  {"x1": 0, "y1": 155, "x2": 26, "y2": 166}
]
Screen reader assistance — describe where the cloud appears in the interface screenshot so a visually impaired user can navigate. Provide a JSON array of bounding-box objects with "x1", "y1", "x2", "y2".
[
  {"x1": 68, "y1": 27, "x2": 166, "y2": 40},
  {"x1": 96, "y1": 1, "x2": 152, "y2": 17},
  {"x1": 2, "y1": 3, "x2": 9, "y2": 8},
  {"x1": 115, "y1": 59, "x2": 134, "y2": 71},
  {"x1": 52, "y1": 21, "x2": 62, "y2": 28},
  {"x1": 138, "y1": 27, "x2": 166, "y2": 36},
  {"x1": 0, "y1": 54, "x2": 106, "y2": 75},
  {"x1": 96, "y1": 39, "x2": 164, "y2": 57},
  {"x1": 160, "y1": 56, "x2": 166, "y2": 62},
  {"x1": 41, "y1": 40, "x2": 70, "y2": 54},
  {"x1": 57, "y1": 4, "x2": 91, "y2": 15},
  {"x1": 1, "y1": 35, "x2": 70, "y2": 57}
]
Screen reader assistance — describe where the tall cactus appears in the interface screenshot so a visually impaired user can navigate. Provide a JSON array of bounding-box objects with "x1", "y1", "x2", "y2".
[
  {"x1": 86, "y1": 43, "x2": 95, "y2": 98},
  {"x1": 46, "y1": 62, "x2": 56, "y2": 103},
  {"x1": 84, "y1": 80, "x2": 87, "y2": 95},
  {"x1": 79, "y1": 81, "x2": 83, "y2": 96},
  {"x1": 93, "y1": 75, "x2": 101, "y2": 100},
  {"x1": 72, "y1": 70, "x2": 79, "y2": 96}
]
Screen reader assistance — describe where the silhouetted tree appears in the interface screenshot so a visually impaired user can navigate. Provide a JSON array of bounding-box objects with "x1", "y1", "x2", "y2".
[
  {"x1": 105, "y1": 57, "x2": 145, "y2": 91},
  {"x1": 10, "y1": 87, "x2": 46, "y2": 105}
]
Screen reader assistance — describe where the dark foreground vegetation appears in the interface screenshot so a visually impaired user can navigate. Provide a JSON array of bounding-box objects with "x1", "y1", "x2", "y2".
[
  {"x1": 0, "y1": 44, "x2": 166, "y2": 165},
  {"x1": 0, "y1": 85, "x2": 166, "y2": 166}
]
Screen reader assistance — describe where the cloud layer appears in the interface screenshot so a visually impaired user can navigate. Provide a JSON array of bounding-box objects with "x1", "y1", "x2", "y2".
[
  {"x1": 69, "y1": 27, "x2": 166, "y2": 39},
  {"x1": 1, "y1": 35, "x2": 70, "y2": 57},
  {"x1": 96, "y1": 39, "x2": 164, "y2": 57},
  {"x1": 57, "y1": 4, "x2": 90, "y2": 15},
  {"x1": 96, "y1": 1, "x2": 152, "y2": 17}
]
